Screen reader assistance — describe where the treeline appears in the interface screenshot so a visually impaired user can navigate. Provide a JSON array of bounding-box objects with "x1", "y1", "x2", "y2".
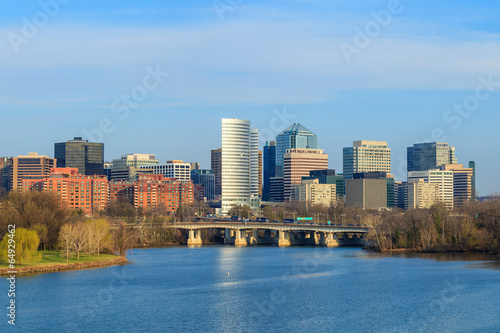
[
  {"x1": 364, "y1": 200, "x2": 500, "y2": 254},
  {"x1": 0, "y1": 192, "x2": 139, "y2": 261}
]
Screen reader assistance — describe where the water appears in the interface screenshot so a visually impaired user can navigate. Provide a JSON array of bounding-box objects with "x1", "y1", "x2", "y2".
[{"x1": 3, "y1": 247, "x2": 500, "y2": 332}]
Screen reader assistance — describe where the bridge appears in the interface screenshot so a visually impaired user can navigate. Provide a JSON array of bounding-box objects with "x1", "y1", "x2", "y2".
[{"x1": 168, "y1": 221, "x2": 369, "y2": 247}]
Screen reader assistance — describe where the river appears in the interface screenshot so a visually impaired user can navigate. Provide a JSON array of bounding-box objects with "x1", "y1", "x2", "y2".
[{"x1": 4, "y1": 247, "x2": 500, "y2": 332}]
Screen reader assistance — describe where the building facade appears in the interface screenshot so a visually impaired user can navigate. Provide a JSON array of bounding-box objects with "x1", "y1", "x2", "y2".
[
  {"x1": 283, "y1": 148, "x2": 328, "y2": 200},
  {"x1": 140, "y1": 160, "x2": 191, "y2": 181},
  {"x1": 21, "y1": 168, "x2": 108, "y2": 215},
  {"x1": 221, "y1": 118, "x2": 259, "y2": 213},
  {"x1": 343, "y1": 140, "x2": 391, "y2": 180},
  {"x1": 292, "y1": 179, "x2": 336, "y2": 207},
  {"x1": 263, "y1": 141, "x2": 276, "y2": 201},
  {"x1": 9, "y1": 153, "x2": 56, "y2": 191},
  {"x1": 441, "y1": 164, "x2": 474, "y2": 208},
  {"x1": 276, "y1": 123, "x2": 318, "y2": 178},
  {"x1": 345, "y1": 178, "x2": 388, "y2": 209},
  {"x1": 211, "y1": 148, "x2": 222, "y2": 199},
  {"x1": 302, "y1": 169, "x2": 345, "y2": 200},
  {"x1": 54, "y1": 137, "x2": 104, "y2": 176},
  {"x1": 269, "y1": 177, "x2": 284, "y2": 203},
  {"x1": 408, "y1": 169, "x2": 454, "y2": 209},
  {"x1": 191, "y1": 169, "x2": 215, "y2": 201},
  {"x1": 407, "y1": 142, "x2": 457, "y2": 172},
  {"x1": 406, "y1": 179, "x2": 440, "y2": 210}
]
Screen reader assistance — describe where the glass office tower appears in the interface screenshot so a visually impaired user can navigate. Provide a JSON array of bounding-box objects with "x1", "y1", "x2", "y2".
[
  {"x1": 275, "y1": 123, "x2": 317, "y2": 178},
  {"x1": 54, "y1": 137, "x2": 104, "y2": 175}
]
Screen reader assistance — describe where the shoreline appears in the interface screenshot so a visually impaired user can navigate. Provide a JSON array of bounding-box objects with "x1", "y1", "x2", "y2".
[{"x1": 0, "y1": 256, "x2": 129, "y2": 276}]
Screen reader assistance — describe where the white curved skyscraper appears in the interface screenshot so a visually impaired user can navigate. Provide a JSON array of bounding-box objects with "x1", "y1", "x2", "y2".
[{"x1": 221, "y1": 118, "x2": 259, "y2": 214}]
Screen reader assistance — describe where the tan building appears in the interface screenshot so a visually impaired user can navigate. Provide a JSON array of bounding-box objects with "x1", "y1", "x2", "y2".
[
  {"x1": 440, "y1": 164, "x2": 474, "y2": 208},
  {"x1": 292, "y1": 179, "x2": 336, "y2": 207},
  {"x1": 345, "y1": 178, "x2": 388, "y2": 209},
  {"x1": 10, "y1": 153, "x2": 56, "y2": 191},
  {"x1": 407, "y1": 179, "x2": 440, "y2": 209},
  {"x1": 343, "y1": 140, "x2": 391, "y2": 179},
  {"x1": 408, "y1": 169, "x2": 454, "y2": 210},
  {"x1": 284, "y1": 149, "x2": 329, "y2": 200}
]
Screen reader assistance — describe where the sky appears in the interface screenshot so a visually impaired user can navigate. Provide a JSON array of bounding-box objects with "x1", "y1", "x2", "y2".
[{"x1": 1, "y1": 0, "x2": 499, "y2": 195}]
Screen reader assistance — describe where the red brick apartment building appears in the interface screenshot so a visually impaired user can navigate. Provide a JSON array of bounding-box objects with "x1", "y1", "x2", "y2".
[
  {"x1": 21, "y1": 168, "x2": 108, "y2": 215},
  {"x1": 22, "y1": 170, "x2": 194, "y2": 215}
]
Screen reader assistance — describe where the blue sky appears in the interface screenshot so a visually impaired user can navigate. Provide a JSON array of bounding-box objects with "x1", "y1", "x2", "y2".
[{"x1": 1, "y1": 0, "x2": 500, "y2": 195}]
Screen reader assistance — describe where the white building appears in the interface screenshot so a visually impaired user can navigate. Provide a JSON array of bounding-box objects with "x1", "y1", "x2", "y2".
[
  {"x1": 408, "y1": 169, "x2": 454, "y2": 209},
  {"x1": 112, "y1": 153, "x2": 159, "y2": 168},
  {"x1": 343, "y1": 140, "x2": 392, "y2": 180},
  {"x1": 140, "y1": 160, "x2": 191, "y2": 181},
  {"x1": 292, "y1": 179, "x2": 336, "y2": 207},
  {"x1": 221, "y1": 118, "x2": 259, "y2": 214},
  {"x1": 406, "y1": 179, "x2": 440, "y2": 210}
]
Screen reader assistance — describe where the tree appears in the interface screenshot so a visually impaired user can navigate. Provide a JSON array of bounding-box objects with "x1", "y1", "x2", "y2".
[
  {"x1": 0, "y1": 228, "x2": 40, "y2": 265},
  {"x1": 89, "y1": 219, "x2": 112, "y2": 256},
  {"x1": 72, "y1": 223, "x2": 88, "y2": 261},
  {"x1": 33, "y1": 224, "x2": 48, "y2": 251},
  {"x1": 58, "y1": 224, "x2": 73, "y2": 262},
  {"x1": 0, "y1": 191, "x2": 70, "y2": 249},
  {"x1": 113, "y1": 223, "x2": 138, "y2": 257}
]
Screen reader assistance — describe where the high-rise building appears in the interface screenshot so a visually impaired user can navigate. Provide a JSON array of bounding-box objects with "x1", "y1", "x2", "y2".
[
  {"x1": 191, "y1": 169, "x2": 215, "y2": 200},
  {"x1": 211, "y1": 148, "x2": 222, "y2": 199},
  {"x1": 292, "y1": 178, "x2": 336, "y2": 207},
  {"x1": 407, "y1": 142, "x2": 457, "y2": 172},
  {"x1": 258, "y1": 150, "x2": 263, "y2": 197},
  {"x1": 343, "y1": 140, "x2": 391, "y2": 180},
  {"x1": 250, "y1": 129, "x2": 259, "y2": 197},
  {"x1": 406, "y1": 179, "x2": 440, "y2": 210},
  {"x1": 54, "y1": 137, "x2": 104, "y2": 176},
  {"x1": 112, "y1": 154, "x2": 159, "y2": 168},
  {"x1": 9, "y1": 153, "x2": 56, "y2": 191},
  {"x1": 0, "y1": 157, "x2": 13, "y2": 192},
  {"x1": 140, "y1": 160, "x2": 191, "y2": 181},
  {"x1": 441, "y1": 164, "x2": 474, "y2": 208},
  {"x1": 469, "y1": 161, "x2": 476, "y2": 200},
  {"x1": 283, "y1": 148, "x2": 328, "y2": 200},
  {"x1": 21, "y1": 167, "x2": 108, "y2": 216},
  {"x1": 221, "y1": 118, "x2": 259, "y2": 213},
  {"x1": 276, "y1": 123, "x2": 318, "y2": 178},
  {"x1": 190, "y1": 162, "x2": 200, "y2": 171},
  {"x1": 111, "y1": 154, "x2": 158, "y2": 182},
  {"x1": 269, "y1": 177, "x2": 284, "y2": 203},
  {"x1": 131, "y1": 174, "x2": 194, "y2": 213},
  {"x1": 408, "y1": 169, "x2": 454, "y2": 209},
  {"x1": 346, "y1": 172, "x2": 395, "y2": 209},
  {"x1": 263, "y1": 141, "x2": 276, "y2": 201}
]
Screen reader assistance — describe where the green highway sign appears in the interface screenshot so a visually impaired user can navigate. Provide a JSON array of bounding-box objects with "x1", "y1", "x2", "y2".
[{"x1": 297, "y1": 217, "x2": 314, "y2": 221}]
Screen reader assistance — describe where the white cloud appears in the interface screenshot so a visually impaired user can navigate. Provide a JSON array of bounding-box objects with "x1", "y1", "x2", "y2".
[{"x1": 0, "y1": 15, "x2": 499, "y2": 108}]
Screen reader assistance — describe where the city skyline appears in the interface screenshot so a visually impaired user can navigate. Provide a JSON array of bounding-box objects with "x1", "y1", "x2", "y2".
[
  {"x1": 0, "y1": 115, "x2": 490, "y2": 195},
  {"x1": 2, "y1": 1, "x2": 499, "y2": 195}
]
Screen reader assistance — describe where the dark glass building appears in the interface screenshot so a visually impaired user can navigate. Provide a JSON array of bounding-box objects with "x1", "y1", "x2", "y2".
[
  {"x1": 191, "y1": 169, "x2": 215, "y2": 201},
  {"x1": 54, "y1": 137, "x2": 104, "y2": 176},
  {"x1": 263, "y1": 141, "x2": 276, "y2": 201}
]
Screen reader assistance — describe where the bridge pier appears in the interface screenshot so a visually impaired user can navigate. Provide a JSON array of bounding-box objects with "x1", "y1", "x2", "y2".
[
  {"x1": 278, "y1": 231, "x2": 291, "y2": 247},
  {"x1": 187, "y1": 229, "x2": 202, "y2": 246},
  {"x1": 315, "y1": 232, "x2": 326, "y2": 246},
  {"x1": 235, "y1": 229, "x2": 248, "y2": 247},
  {"x1": 326, "y1": 233, "x2": 339, "y2": 248}
]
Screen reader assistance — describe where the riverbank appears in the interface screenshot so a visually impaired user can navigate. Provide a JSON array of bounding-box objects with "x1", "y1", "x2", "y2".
[{"x1": 0, "y1": 251, "x2": 128, "y2": 276}]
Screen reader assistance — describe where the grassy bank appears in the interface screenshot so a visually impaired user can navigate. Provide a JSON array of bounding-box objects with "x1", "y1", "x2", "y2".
[{"x1": 0, "y1": 251, "x2": 128, "y2": 275}]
